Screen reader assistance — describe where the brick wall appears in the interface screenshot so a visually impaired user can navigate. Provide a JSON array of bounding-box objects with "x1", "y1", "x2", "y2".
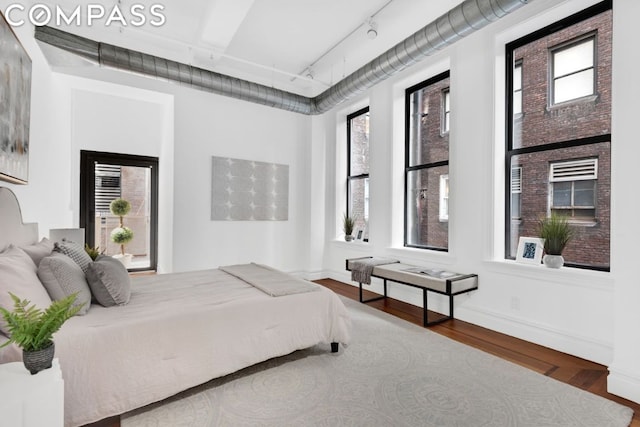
[
  {"x1": 407, "y1": 77, "x2": 450, "y2": 249},
  {"x1": 349, "y1": 112, "x2": 369, "y2": 235},
  {"x1": 511, "y1": 10, "x2": 611, "y2": 267}
]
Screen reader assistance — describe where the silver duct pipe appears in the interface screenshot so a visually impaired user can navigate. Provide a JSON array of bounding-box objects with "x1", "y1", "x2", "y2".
[{"x1": 35, "y1": 0, "x2": 530, "y2": 115}]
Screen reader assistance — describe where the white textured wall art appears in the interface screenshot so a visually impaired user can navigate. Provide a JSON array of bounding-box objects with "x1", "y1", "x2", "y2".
[{"x1": 211, "y1": 156, "x2": 289, "y2": 221}]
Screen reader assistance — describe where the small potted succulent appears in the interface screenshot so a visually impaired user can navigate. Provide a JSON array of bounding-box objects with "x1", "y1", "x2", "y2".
[
  {"x1": 110, "y1": 198, "x2": 134, "y2": 267},
  {"x1": 538, "y1": 213, "x2": 574, "y2": 268},
  {"x1": 342, "y1": 213, "x2": 355, "y2": 242},
  {"x1": 0, "y1": 293, "x2": 82, "y2": 374}
]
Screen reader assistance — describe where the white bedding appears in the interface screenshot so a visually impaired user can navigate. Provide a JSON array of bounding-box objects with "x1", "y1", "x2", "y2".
[{"x1": 0, "y1": 268, "x2": 352, "y2": 427}]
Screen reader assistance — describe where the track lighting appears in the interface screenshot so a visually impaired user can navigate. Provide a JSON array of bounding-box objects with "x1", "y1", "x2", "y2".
[{"x1": 367, "y1": 20, "x2": 378, "y2": 39}]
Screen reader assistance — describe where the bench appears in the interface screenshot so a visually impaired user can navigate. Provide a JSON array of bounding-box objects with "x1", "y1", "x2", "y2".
[{"x1": 346, "y1": 257, "x2": 478, "y2": 326}]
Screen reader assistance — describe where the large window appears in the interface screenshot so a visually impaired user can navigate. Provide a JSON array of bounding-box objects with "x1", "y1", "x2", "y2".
[
  {"x1": 80, "y1": 151, "x2": 159, "y2": 272},
  {"x1": 505, "y1": 1, "x2": 612, "y2": 270},
  {"x1": 405, "y1": 71, "x2": 450, "y2": 250},
  {"x1": 347, "y1": 107, "x2": 369, "y2": 240}
]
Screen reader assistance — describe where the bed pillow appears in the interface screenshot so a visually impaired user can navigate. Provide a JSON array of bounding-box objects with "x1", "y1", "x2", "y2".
[
  {"x1": 37, "y1": 252, "x2": 91, "y2": 315},
  {"x1": 53, "y1": 239, "x2": 92, "y2": 273},
  {"x1": 0, "y1": 246, "x2": 53, "y2": 335},
  {"x1": 86, "y1": 255, "x2": 131, "y2": 307},
  {"x1": 20, "y1": 237, "x2": 54, "y2": 267}
]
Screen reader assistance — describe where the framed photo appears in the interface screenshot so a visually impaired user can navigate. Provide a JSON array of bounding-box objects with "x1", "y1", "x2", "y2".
[
  {"x1": 515, "y1": 237, "x2": 544, "y2": 264},
  {"x1": 354, "y1": 228, "x2": 364, "y2": 241}
]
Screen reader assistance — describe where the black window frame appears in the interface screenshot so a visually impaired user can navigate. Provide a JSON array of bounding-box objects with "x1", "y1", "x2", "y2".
[
  {"x1": 346, "y1": 106, "x2": 370, "y2": 242},
  {"x1": 504, "y1": 0, "x2": 612, "y2": 272},
  {"x1": 80, "y1": 150, "x2": 159, "y2": 272},
  {"x1": 404, "y1": 70, "x2": 450, "y2": 251}
]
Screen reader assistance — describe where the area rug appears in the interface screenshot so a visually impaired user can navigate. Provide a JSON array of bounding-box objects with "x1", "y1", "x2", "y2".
[{"x1": 122, "y1": 298, "x2": 633, "y2": 426}]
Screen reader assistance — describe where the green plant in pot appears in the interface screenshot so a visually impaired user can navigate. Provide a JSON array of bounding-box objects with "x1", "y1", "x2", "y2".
[
  {"x1": 110, "y1": 198, "x2": 134, "y2": 267},
  {"x1": 538, "y1": 212, "x2": 574, "y2": 268},
  {"x1": 84, "y1": 244, "x2": 102, "y2": 261},
  {"x1": 0, "y1": 292, "x2": 82, "y2": 374},
  {"x1": 342, "y1": 213, "x2": 356, "y2": 242}
]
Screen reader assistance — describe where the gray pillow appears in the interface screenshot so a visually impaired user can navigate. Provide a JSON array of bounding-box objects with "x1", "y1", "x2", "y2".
[
  {"x1": 53, "y1": 239, "x2": 92, "y2": 273},
  {"x1": 38, "y1": 253, "x2": 91, "y2": 315},
  {"x1": 20, "y1": 237, "x2": 54, "y2": 267},
  {"x1": 0, "y1": 246, "x2": 53, "y2": 335},
  {"x1": 86, "y1": 255, "x2": 131, "y2": 307}
]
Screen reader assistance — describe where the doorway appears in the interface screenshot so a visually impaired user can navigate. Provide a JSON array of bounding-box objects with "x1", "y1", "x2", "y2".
[{"x1": 80, "y1": 150, "x2": 159, "y2": 272}]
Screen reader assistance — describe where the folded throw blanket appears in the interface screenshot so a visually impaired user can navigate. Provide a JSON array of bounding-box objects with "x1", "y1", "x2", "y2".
[
  {"x1": 219, "y1": 263, "x2": 319, "y2": 297},
  {"x1": 350, "y1": 257, "x2": 399, "y2": 285}
]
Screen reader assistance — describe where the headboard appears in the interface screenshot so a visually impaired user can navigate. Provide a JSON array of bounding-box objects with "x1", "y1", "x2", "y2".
[{"x1": 0, "y1": 187, "x2": 38, "y2": 250}]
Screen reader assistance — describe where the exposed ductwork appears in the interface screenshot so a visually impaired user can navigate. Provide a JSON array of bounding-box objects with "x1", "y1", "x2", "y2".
[{"x1": 35, "y1": 0, "x2": 530, "y2": 115}]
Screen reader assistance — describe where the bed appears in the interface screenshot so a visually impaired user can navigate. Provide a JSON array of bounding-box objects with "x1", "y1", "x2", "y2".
[{"x1": 0, "y1": 187, "x2": 352, "y2": 426}]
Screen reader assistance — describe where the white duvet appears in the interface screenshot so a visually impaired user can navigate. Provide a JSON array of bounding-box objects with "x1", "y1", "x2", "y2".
[{"x1": 0, "y1": 268, "x2": 352, "y2": 427}]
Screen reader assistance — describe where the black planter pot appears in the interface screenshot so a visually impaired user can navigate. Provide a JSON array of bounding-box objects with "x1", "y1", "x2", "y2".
[{"x1": 23, "y1": 342, "x2": 55, "y2": 375}]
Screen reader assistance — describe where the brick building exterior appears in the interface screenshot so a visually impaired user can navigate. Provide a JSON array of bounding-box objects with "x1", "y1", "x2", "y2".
[
  {"x1": 96, "y1": 166, "x2": 150, "y2": 258},
  {"x1": 509, "y1": 9, "x2": 611, "y2": 268},
  {"x1": 348, "y1": 110, "x2": 369, "y2": 237},
  {"x1": 407, "y1": 75, "x2": 450, "y2": 249}
]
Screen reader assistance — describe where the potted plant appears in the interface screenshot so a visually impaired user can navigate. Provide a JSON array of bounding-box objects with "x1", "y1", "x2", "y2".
[
  {"x1": 110, "y1": 198, "x2": 134, "y2": 267},
  {"x1": 538, "y1": 213, "x2": 574, "y2": 268},
  {"x1": 0, "y1": 293, "x2": 82, "y2": 374},
  {"x1": 342, "y1": 213, "x2": 355, "y2": 242},
  {"x1": 84, "y1": 244, "x2": 102, "y2": 261}
]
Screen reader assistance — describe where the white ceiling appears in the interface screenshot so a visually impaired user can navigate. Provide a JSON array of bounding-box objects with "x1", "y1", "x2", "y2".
[{"x1": 43, "y1": 0, "x2": 463, "y2": 97}]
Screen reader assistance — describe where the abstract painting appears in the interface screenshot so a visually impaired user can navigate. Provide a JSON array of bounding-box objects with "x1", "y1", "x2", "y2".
[
  {"x1": 0, "y1": 12, "x2": 31, "y2": 184},
  {"x1": 211, "y1": 156, "x2": 289, "y2": 221}
]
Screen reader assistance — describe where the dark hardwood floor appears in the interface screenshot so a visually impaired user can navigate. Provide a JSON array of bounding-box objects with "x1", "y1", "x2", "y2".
[{"x1": 86, "y1": 278, "x2": 638, "y2": 427}]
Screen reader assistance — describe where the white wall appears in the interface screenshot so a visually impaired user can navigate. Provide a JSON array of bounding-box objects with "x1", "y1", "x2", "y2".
[
  {"x1": 314, "y1": 0, "x2": 640, "y2": 403},
  {"x1": 1, "y1": 2, "x2": 311, "y2": 274}
]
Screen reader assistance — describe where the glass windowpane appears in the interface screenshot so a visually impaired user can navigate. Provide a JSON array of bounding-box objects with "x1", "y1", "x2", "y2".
[
  {"x1": 349, "y1": 111, "x2": 369, "y2": 176},
  {"x1": 554, "y1": 69, "x2": 594, "y2": 103},
  {"x1": 552, "y1": 181, "x2": 572, "y2": 207},
  {"x1": 554, "y1": 39, "x2": 594, "y2": 77},
  {"x1": 406, "y1": 166, "x2": 448, "y2": 248}
]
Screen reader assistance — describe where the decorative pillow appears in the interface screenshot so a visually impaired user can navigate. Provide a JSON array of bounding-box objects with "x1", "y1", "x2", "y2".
[
  {"x1": 53, "y1": 239, "x2": 92, "y2": 273},
  {"x1": 86, "y1": 255, "x2": 131, "y2": 307},
  {"x1": 20, "y1": 237, "x2": 54, "y2": 267},
  {"x1": 37, "y1": 253, "x2": 91, "y2": 315},
  {"x1": 0, "y1": 246, "x2": 53, "y2": 335}
]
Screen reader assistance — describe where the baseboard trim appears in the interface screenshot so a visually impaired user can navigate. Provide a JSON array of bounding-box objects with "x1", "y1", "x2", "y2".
[
  {"x1": 455, "y1": 305, "x2": 613, "y2": 365},
  {"x1": 608, "y1": 366, "x2": 640, "y2": 404},
  {"x1": 323, "y1": 269, "x2": 612, "y2": 365}
]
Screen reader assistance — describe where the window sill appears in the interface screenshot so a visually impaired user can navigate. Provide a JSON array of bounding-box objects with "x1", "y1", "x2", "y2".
[
  {"x1": 331, "y1": 239, "x2": 370, "y2": 250},
  {"x1": 385, "y1": 246, "x2": 456, "y2": 266},
  {"x1": 547, "y1": 94, "x2": 598, "y2": 111},
  {"x1": 483, "y1": 259, "x2": 613, "y2": 290}
]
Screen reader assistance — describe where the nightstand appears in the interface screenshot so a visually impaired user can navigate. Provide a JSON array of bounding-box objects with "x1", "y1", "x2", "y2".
[{"x1": 0, "y1": 358, "x2": 64, "y2": 427}]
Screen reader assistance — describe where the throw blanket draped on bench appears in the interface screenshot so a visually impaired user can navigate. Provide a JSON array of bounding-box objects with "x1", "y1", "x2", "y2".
[
  {"x1": 219, "y1": 263, "x2": 319, "y2": 296},
  {"x1": 350, "y1": 257, "x2": 399, "y2": 285}
]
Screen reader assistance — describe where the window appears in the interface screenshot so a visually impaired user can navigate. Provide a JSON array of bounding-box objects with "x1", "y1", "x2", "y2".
[
  {"x1": 347, "y1": 107, "x2": 369, "y2": 241},
  {"x1": 439, "y1": 174, "x2": 449, "y2": 222},
  {"x1": 405, "y1": 71, "x2": 450, "y2": 250},
  {"x1": 80, "y1": 151, "x2": 159, "y2": 272},
  {"x1": 442, "y1": 89, "x2": 451, "y2": 133},
  {"x1": 551, "y1": 36, "x2": 595, "y2": 104},
  {"x1": 513, "y1": 62, "x2": 523, "y2": 115},
  {"x1": 550, "y1": 159, "x2": 597, "y2": 220},
  {"x1": 505, "y1": 1, "x2": 611, "y2": 270},
  {"x1": 510, "y1": 167, "x2": 522, "y2": 219}
]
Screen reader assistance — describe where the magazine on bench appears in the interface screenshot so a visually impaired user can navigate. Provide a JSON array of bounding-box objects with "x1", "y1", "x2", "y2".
[{"x1": 403, "y1": 267, "x2": 458, "y2": 279}]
